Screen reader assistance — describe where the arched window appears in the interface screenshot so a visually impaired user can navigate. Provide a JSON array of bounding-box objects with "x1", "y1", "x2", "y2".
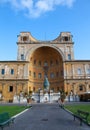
[{"x1": 79, "y1": 85, "x2": 83, "y2": 91}]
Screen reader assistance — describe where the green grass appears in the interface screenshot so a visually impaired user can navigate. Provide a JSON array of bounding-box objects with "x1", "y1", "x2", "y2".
[
  {"x1": 0, "y1": 106, "x2": 29, "y2": 117},
  {"x1": 65, "y1": 104, "x2": 90, "y2": 123}
]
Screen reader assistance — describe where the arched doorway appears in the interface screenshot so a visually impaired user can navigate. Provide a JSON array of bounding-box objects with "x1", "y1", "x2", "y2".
[{"x1": 28, "y1": 46, "x2": 64, "y2": 93}]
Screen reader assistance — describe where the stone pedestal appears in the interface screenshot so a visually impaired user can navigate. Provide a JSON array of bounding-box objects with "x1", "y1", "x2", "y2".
[
  {"x1": 13, "y1": 94, "x2": 27, "y2": 103},
  {"x1": 13, "y1": 95, "x2": 19, "y2": 103}
]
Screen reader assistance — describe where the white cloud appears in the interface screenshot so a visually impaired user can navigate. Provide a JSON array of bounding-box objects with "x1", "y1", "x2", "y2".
[{"x1": 0, "y1": 0, "x2": 75, "y2": 18}]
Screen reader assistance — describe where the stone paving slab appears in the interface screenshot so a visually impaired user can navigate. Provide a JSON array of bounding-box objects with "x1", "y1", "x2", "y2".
[{"x1": 2, "y1": 103, "x2": 90, "y2": 130}]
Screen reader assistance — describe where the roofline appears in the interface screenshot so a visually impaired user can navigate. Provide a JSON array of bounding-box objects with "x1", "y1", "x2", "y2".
[
  {"x1": 0, "y1": 61, "x2": 29, "y2": 63},
  {"x1": 64, "y1": 60, "x2": 90, "y2": 63}
]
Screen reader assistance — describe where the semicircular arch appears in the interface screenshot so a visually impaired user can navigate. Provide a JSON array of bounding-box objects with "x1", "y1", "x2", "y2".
[{"x1": 25, "y1": 44, "x2": 65, "y2": 61}]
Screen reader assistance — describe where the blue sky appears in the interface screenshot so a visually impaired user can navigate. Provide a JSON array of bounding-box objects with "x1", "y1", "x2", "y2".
[{"x1": 0, "y1": 0, "x2": 90, "y2": 60}]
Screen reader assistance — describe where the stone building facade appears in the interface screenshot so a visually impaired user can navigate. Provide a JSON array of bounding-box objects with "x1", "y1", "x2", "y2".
[{"x1": 0, "y1": 32, "x2": 90, "y2": 102}]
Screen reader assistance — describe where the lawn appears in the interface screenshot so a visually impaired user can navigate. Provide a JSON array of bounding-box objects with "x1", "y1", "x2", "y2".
[
  {"x1": 0, "y1": 106, "x2": 29, "y2": 117},
  {"x1": 65, "y1": 104, "x2": 90, "y2": 123}
]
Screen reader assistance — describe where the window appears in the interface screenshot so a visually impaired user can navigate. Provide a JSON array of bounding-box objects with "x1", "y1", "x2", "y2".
[
  {"x1": 78, "y1": 68, "x2": 82, "y2": 75},
  {"x1": 68, "y1": 54, "x2": 71, "y2": 60},
  {"x1": 50, "y1": 60, "x2": 53, "y2": 66},
  {"x1": 38, "y1": 73, "x2": 42, "y2": 78},
  {"x1": 23, "y1": 36, "x2": 28, "y2": 41},
  {"x1": 29, "y1": 71, "x2": 31, "y2": 76},
  {"x1": 50, "y1": 72, "x2": 54, "y2": 78},
  {"x1": 33, "y1": 72, "x2": 36, "y2": 78},
  {"x1": 9, "y1": 86, "x2": 13, "y2": 92},
  {"x1": 64, "y1": 36, "x2": 68, "y2": 41},
  {"x1": 1, "y1": 69, "x2": 5, "y2": 75},
  {"x1": 79, "y1": 85, "x2": 83, "y2": 91},
  {"x1": 11, "y1": 69, "x2": 14, "y2": 75},
  {"x1": 38, "y1": 61, "x2": 41, "y2": 66},
  {"x1": 89, "y1": 85, "x2": 90, "y2": 89},
  {"x1": 21, "y1": 54, "x2": 24, "y2": 60},
  {"x1": 34, "y1": 60, "x2": 36, "y2": 65},
  {"x1": 86, "y1": 69, "x2": 90, "y2": 74},
  {"x1": 44, "y1": 61, "x2": 48, "y2": 66}
]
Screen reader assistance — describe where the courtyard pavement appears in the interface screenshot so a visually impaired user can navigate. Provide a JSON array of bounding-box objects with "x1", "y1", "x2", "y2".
[{"x1": 1, "y1": 103, "x2": 90, "y2": 130}]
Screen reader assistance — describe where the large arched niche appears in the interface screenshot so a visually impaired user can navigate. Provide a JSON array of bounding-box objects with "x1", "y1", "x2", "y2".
[
  {"x1": 28, "y1": 45, "x2": 64, "y2": 92},
  {"x1": 25, "y1": 44, "x2": 65, "y2": 61}
]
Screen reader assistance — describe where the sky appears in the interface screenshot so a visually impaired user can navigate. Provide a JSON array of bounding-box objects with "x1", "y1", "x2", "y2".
[{"x1": 0, "y1": 0, "x2": 90, "y2": 61}]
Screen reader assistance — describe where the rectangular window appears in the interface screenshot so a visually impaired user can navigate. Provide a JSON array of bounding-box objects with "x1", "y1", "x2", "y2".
[
  {"x1": 1, "y1": 69, "x2": 5, "y2": 75},
  {"x1": 38, "y1": 73, "x2": 42, "y2": 78},
  {"x1": 29, "y1": 71, "x2": 31, "y2": 76},
  {"x1": 21, "y1": 54, "x2": 24, "y2": 60},
  {"x1": 23, "y1": 36, "x2": 28, "y2": 41},
  {"x1": 50, "y1": 72, "x2": 54, "y2": 78},
  {"x1": 86, "y1": 69, "x2": 90, "y2": 74},
  {"x1": 78, "y1": 68, "x2": 82, "y2": 75},
  {"x1": 8, "y1": 86, "x2": 13, "y2": 92},
  {"x1": 33, "y1": 72, "x2": 36, "y2": 78},
  {"x1": 44, "y1": 61, "x2": 48, "y2": 66},
  {"x1": 50, "y1": 60, "x2": 53, "y2": 66},
  {"x1": 11, "y1": 69, "x2": 14, "y2": 75},
  {"x1": 39, "y1": 61, "x2": 41, "y2": 66},
  {"x1": 79, "y1": 85, "x2": 83, "y2": 91},
  {"x1": 68, "y1": 54, "x2": 71, "y2": 60}
]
